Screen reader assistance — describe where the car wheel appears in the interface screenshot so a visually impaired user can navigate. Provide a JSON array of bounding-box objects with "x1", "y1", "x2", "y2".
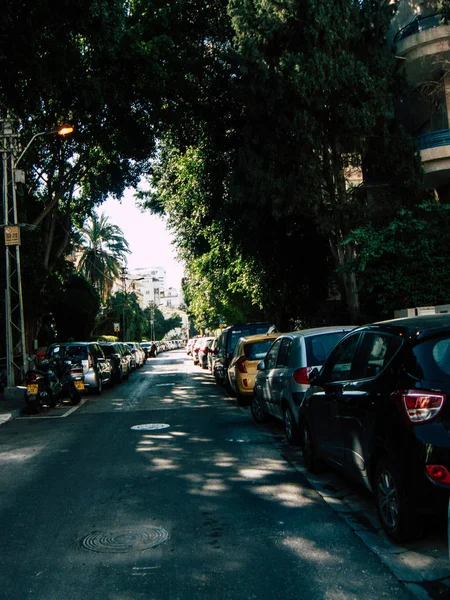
[
  {"x1": 93, "y1": 375, "x2": 103, "y2": 395},
  {"x1": 284, "y1": 404, "x2": 300, "y2": 446},
  {"x1": 116, "y1": 368, "x2": 123, "y2": 384},
  {"x1": 301, "y1": 422, "x2": 323, "y2": 473},
  {"x1": 124, "y1": 366, "x2": 130, "y2": 380},
  {"x1": 374, "y1": 457, "x2": 424, "y2": 543},
  {"x1": 251, "y1": 393, "x2": 268, "y2": 423}
]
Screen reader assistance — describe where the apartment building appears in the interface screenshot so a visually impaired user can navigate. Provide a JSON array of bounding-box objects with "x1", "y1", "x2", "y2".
[{"x1": 392, "y1": 0, "x2": 450, "y2": 196}]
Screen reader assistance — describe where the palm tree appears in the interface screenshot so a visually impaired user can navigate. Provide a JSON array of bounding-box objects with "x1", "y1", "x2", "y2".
[{"x1": 77, "y1": 212, "x2": 130, "y2": 301}]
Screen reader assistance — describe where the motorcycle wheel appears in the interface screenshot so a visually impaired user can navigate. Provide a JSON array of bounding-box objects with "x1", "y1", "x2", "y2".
[{"x1": 49, "y1": 393, "x2": 58, "y2": 408}]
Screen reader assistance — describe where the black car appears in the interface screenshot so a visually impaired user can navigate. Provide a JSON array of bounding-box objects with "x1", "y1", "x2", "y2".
[{"x1": 299, "y1": 314, "x2": 450, "y2": 542}]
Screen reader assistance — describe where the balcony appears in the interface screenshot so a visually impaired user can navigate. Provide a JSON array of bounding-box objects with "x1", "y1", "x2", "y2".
[
  {"x1": 417, "y1": 129, "x2": 450, "y2": 188},
  {"x1": 395, "y1": 14, "x2": 450, "y2": 85}
]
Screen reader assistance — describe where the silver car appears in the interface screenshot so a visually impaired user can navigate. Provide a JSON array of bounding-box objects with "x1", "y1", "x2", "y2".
[
  {"x1": 252, "y1": 326, "x2": 354, "y2": 445},
  {"x1": 47, "y1": 342, "x2": 113, "y2": 394}
]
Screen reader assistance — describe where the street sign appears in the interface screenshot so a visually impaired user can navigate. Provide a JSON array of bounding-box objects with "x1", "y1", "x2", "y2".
[
  {"x1": 4, "y1": 225, "x2": 20, "y2": 246},
  {"x1": 114, "y1": 322, "x2": 120, "y2": 332}
]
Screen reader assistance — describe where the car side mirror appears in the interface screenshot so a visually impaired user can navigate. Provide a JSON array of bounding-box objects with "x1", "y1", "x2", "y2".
[
  {"x1": 308, "y1": 367, "x2": 321, "y2": 385},
  {"x1": 257, "y1": 360, "x2": 266, "y2": 371}
]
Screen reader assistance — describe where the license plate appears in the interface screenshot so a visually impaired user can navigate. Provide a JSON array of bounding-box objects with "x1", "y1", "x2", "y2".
[
  {"x1": 74, "y1": 380, "x2": 85, "y2": 390},
  {"x1": 27, "y1": 384, "x2": 38, "y2": 395}
]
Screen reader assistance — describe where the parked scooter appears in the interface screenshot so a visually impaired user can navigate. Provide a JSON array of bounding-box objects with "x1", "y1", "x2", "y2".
[{"x1": 25, "y1": 355, "x2": 84, "y2": 413}]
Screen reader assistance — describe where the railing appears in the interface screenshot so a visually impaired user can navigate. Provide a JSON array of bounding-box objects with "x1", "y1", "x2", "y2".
[
  {"x1": 394, "y1": 13, "x2": 446, "y2": 45},
  {"x1": 417, "y1": 129, "x2": 450, "y2": 150}
]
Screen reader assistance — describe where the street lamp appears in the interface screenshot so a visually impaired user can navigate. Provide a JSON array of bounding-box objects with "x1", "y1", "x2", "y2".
[{"x1": 0, "y1": 117, "x2": 74, "y2": 387}]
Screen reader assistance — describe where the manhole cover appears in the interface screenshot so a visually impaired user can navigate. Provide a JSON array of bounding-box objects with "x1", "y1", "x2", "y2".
[
  {"x1": 81, "y1": 526, "x2": 169, "y2": 553},
  {"x1": 131, "y1": 424, "x2": 170, "y2": 431}
]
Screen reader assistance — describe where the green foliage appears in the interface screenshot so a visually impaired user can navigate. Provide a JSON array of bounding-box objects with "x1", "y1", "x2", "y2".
[
  {"x1": 344, "y1": 202, "x2": 450, "y2": 319},
  {"x1": 142, "y1": 303, "x2": 183, "y2": 340},
  {"x1": 76, "y1": 212, "x2": 130, "y2": 301},
  {"x1": 50, "y1": 274, "x2": 101, "y2": 341}
]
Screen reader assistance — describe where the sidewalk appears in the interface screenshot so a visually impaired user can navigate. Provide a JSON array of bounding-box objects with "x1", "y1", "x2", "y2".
[{"x1": 0, "y1": 387, "x2": 26, "y2": 424}]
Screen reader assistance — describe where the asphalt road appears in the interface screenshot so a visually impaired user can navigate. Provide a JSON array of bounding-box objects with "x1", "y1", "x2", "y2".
[{"x1": 0, "y1": 351, "x2": 418, "y2": 600}]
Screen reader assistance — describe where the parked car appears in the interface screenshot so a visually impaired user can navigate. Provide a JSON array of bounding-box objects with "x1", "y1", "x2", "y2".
[
  {"x1": 208, "y1": 338, "x2": 218, "y2": 374},
  {"x1": 46, "y1": 341, "x2": 113, "y2": 394},
  {"x1": 140, "y1": 342, "x2": 152, "y2": 358},
  {"x1": 127, "y1": 342, "x2": 145, "y2": 368},
  {"x1": 214, "y1": 322, "x2": 277, "y2": 388},
  {"x1": 252, "y1": 326, "x2": 354, "y2": 444},
  {"x1": 116, "y1": 342, "x2": 134, "y2": 373},
  {"x1": 198, "y1": 337, "x2": 215, "y2": 369},
  {"x1": 299, "y1": 314, "x2": 450, "y2": 542},
  {"x1": 228, "y1": 333, "x2": 282, "y2": 404},
  {"x1": 98, "y1": 342, "x2": 129, "y2": 383},
  {"x1": 192, "y1": 338, "x2": 204, "y2": 366},
  {"x1": 186, "y1": 338, "x2": 196, "y2": 356}
]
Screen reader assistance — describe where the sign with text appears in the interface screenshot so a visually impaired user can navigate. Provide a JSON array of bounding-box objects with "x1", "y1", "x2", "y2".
[{"x1": 4, "y1": 226, "x2": 20, "y2": 246}]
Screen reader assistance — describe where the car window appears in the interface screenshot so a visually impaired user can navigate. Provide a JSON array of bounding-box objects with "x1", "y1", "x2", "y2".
[
  {"x1": 100, "y1": 345, "x2": 114, "y2": 357},
  {"x1": 66, "y1": 345, "x2": 88, "y2": 360},
  {"x1": 266, "y1": 338, "x2": 283, "y2": 370},
  {"x1": 276, "y1": 339, "x2": 292, "y2": 368},
  {"x1": 412, "y1": 335, "x2": 450, "y2": 381},
  {"x1": 358, "y1": 333, "x2": 402, "y2": 379},
  {"x1": 322, "y1": 333, "x2": 360, "y2": 382},
  {"x1": 244, "y1": 340, "x2": 276, "y2": 361},
  {"x1": 305, "y1": 331, "x2": 349, "y2": 367}
]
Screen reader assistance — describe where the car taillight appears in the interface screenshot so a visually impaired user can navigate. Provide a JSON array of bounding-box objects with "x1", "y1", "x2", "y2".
[
  {"x1": 88, "y1": 353, "x2": 93, "y2": 369},
  {"x1": 27, "y1": 372, "x2": 41, "y2": 383},
  {"x1": 393, "y1": 390, "x2": 446, "y2": 424},
  {"x1": 293, "y1": 368, "x2": 310, "y2": 385},
  {"x1": 426, "y1": 465, "x2": 450, "y2": 485},
  {"x1": 236, "y1": 357, "x2": 248, "y2": 373}
]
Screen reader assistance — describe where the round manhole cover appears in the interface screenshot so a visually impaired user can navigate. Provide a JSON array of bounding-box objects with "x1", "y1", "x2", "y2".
[
  {"x1": 81, "y1": 526, "x2": 169, "y2": 553},
  {"x1": 130, "y1": 424, "x2": 170, "y2": 431}
]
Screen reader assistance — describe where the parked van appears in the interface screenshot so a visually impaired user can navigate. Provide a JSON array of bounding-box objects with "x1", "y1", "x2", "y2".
[{"x1": 213, "y1": 322, "x2": 276, "y2": 389}]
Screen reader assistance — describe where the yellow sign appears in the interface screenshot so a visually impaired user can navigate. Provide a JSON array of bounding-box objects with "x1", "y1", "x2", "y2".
[
  {"x1": 114, "y1": 322, "x2": 120, "y2": 332},
  {"x1": 4, "y1": 226, "x2": 20, "y2": 246}
]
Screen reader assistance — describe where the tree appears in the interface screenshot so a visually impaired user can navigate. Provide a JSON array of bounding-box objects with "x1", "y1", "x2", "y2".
[
  {"x1": 50, "y1": 274, "x2": 101, "y2": 341},
  {"x1": 76, "y1": 212, "x2": 130, "y2": 301},
  {"x1": 343, "y1": 201, "x2": 450, "y2": 320}
]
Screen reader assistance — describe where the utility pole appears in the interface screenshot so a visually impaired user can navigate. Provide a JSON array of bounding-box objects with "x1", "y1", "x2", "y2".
[
  {"x1": 121, "y1": 266, "x2": 128, "y2": 342},
  {"x1": 0, "y1": 118, "x2": 27, "y2": 387}
]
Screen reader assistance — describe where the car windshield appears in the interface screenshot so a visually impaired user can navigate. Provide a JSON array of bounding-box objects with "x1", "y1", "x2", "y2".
[
  {"x1": 244, "y1": 340, "x2": 275, "y2": 360},
  {"x1": 229, "y1": 325, "x2": 273, "y2": 353},
  {"x1": 412, "y1": 335, "x2": 450, "y2": 381},
  {"x1": 305, "y1": 332, "x2": 349, "y2": 367}
]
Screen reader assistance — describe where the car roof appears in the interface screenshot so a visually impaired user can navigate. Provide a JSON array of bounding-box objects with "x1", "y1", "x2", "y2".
[
  {"x1": 238, "y1": 333, "x2": 282, "y2": 344},
  {"x1": 278, "y1": 326, "x2": 355, "y2": 338},
  {"x1": 362, "y1": 314, "x2": 450, "y2": 341}
]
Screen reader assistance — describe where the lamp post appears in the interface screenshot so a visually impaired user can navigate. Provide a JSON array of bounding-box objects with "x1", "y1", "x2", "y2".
[{"x1": 0, "y1": 117, "x2": 73, "y2": 386}]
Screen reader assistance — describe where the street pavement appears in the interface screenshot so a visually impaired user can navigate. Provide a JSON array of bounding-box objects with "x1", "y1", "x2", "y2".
[{"x1": 0, "y1": 351, "x2": 448, "y2": 600}]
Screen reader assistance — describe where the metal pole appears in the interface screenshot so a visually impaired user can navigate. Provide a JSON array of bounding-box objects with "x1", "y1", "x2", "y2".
[{"x1": 1, "y1": 118, "x2": 27, "y2": 386}]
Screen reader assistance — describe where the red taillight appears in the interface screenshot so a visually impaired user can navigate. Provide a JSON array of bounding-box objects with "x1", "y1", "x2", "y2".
[
  {"x1": 27, "y1": 372, "x2": 40, "y2": 383},
  {"x1": 242, "y1": 378, "x2": 249, "y2": 387},
  {"x1": 293, "y1": 367, "x2": 310, "y2": 385},
  {"x1": 393, "y1": 390, "x2": 446, "y2": 424},
  {"x1": 236, "y1": 357, "x2": 248, "y2": 373},
  {"x1": 88, "y1": 353, "x2": 93, "y2": 369},
  {"x1": 426, "y1": 465, "x2": 450, "y2": 484}
]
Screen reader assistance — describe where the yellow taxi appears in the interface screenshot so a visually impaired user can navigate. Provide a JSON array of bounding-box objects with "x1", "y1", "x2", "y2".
[{"x1": 227, "y1": 332, "x2": 282, "y2": 405}]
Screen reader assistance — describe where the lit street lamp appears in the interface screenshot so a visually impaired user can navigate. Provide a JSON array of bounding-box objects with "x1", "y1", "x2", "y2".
[{"x1": 0, "y1": 117, "x2": 73, "y2": 387}]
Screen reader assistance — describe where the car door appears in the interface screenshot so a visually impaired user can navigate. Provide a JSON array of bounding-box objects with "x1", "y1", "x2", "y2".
[
  {"x1": 266, "y1": 338, "x2": 292, "y2": 419},
  {"x1": 257, "y1": 338, "x2": 283, "y2": 414},
  {"x1": 307, "y1": 332, "x2": 362, "y2": 466},
  {"x1": 337, "y1": 331, "x2": 403, "y2": 482}
]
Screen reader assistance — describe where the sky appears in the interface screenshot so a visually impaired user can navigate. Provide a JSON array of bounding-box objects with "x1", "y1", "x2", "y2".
[{"x1": 100, "y1": 189, "x2": 185, "y2": 289}]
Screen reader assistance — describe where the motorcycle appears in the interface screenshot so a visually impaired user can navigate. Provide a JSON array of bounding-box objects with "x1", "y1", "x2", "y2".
[{"x1": 25, "y1": 356, "x2": 85, "y2": 413}]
